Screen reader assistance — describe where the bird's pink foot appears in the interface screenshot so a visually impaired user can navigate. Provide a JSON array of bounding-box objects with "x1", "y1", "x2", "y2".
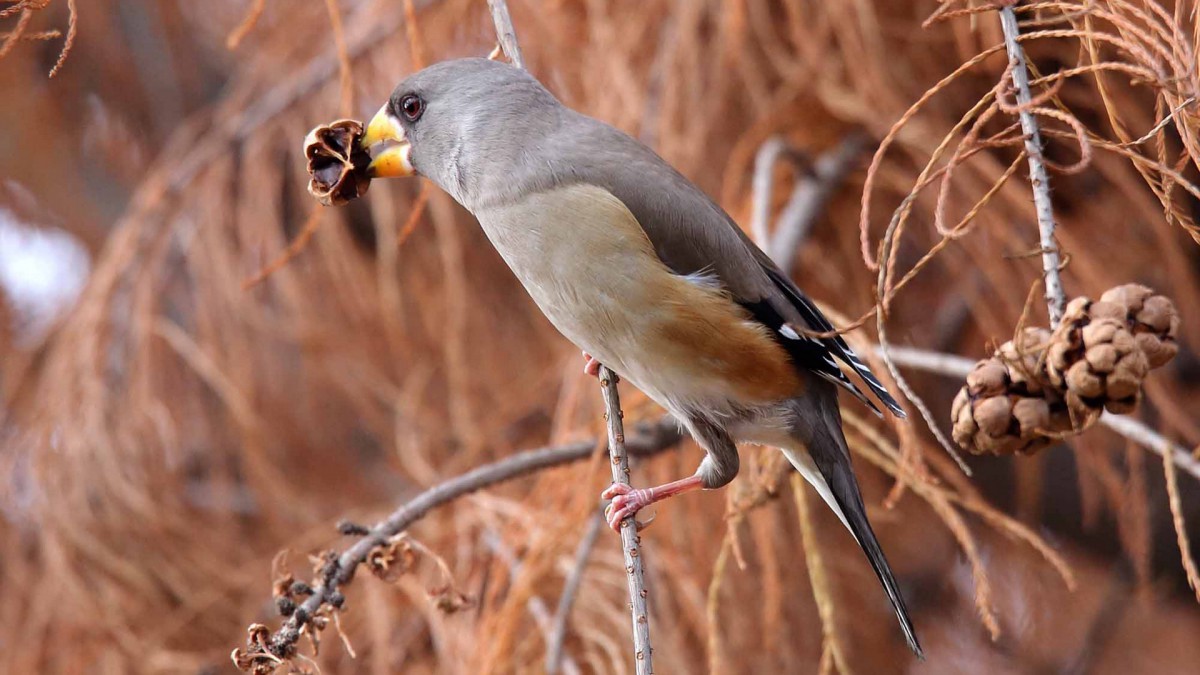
[
  {"x1": 602, "y1": 483, "x2": 652, "y2": 530},
  {"x1": 601, "y1": 475, "x2": 704, "y2": 531},
  {"x1": 582, "y1": 351, "x2": 601, "y2": 378}
]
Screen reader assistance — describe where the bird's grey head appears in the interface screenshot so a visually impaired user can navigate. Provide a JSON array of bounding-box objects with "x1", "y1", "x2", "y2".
[{"x1": 359, "y1": 58, "x2": 565, "y2": 209}]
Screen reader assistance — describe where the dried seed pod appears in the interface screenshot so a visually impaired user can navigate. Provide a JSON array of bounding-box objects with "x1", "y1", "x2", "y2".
[
  {"x1": 1099, "y1": 283, "x2": 1180, "y2": 368},
  {"x1": 951, "y1": 329, "x2": 1071, "y2": 456},
  {"x1": 1047, "y1": 296, "x2": 1149, "y2": 418},
  {"x1": 304, "y1": 119, "x2": 372, "y2": 206},
  {"x1": 997, "y1": 327, "x2": 1051, "y2": 394},
  {"x1": 951, "y1": 284, "x2": 1181, "y2": 457}
]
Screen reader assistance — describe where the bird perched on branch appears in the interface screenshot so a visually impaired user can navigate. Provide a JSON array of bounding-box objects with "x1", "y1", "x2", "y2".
[{"x1": 359, "y1": 57, "x2": 921, "y2": 657}]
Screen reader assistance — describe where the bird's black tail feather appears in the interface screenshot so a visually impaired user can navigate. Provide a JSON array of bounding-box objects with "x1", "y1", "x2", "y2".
[{"x1": 790, "y1": 390, "x2": 924, "y2": 658}]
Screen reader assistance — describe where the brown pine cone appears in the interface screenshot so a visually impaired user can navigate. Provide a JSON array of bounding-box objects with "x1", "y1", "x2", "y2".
[
  {"x1": 304, "y1": 119, "x2": 372, "y2": 206},
  {"x1": 1099, "y1": 284, "x2": 1180, "y2": 369},
  {"x1": 1046, "y1": 297, "x2": 1149, "y2": 418},
  {"x1": 952, "y1": 328, "x2": 1071, "y2": 456}
]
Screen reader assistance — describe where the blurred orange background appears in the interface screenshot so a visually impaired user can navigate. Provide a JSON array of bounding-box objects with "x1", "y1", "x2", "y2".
[{"x1": 2, "y1": 1, "x2": 1200, "y2": 673}]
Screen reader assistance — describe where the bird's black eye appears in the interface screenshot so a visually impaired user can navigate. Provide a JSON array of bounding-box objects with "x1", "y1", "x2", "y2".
[{"x1": 399, "y1": 94, "x2": 423, "y2": 122}]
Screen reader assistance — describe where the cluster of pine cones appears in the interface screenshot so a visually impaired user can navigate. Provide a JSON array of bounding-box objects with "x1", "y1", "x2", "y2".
[{"x1": 951, "y1": 284, "x2": 1179, "y2": 456}]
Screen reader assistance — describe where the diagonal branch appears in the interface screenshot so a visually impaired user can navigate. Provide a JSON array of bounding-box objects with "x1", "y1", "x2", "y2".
[
  {"x1": 769, "y1": 134, "x2": 869, "y2": 270},
  {"x1": 237, "y1": 423, "x2": 681, "y2": 666}
]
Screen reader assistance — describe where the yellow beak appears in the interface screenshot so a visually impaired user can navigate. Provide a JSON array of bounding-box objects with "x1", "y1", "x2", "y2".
[{"x1": 361, "y1": 104, "x2": 414, "y2": 178}]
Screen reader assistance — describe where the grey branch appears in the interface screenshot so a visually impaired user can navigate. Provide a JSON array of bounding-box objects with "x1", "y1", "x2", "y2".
[
  {"x1": 598, "y1": 366, "x2": 655, "y2": 675},
  {"x1": 880, "y1": 344, "x2": 1200, "y2": 482},
  {"x1": 750, "y1": 136, "x2": 790, "y2": 246},
  {"x1": 769, "y1": 134, "x2": 868, "y2": 270},
  {"x1": 257, "y1": 425, "x2": 681, "y2": 660},
  {"x1": 487, "y1": 0, "x2": 524, "y2": 69},
  {"x1": 999, "y1": 5, "x2": 1066, "y2": 325},
  {"x1": 749, "y1": 134, "x2": 867, "y2": 270},
  {"x1": 546, "y1": 512, "x2": 604, "y2": 674}
]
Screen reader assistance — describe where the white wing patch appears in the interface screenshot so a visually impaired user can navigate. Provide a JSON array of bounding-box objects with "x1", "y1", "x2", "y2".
[
  {"x1": 775, "y1": 320, "x2": 884, "y2": 416},
  {"x1": 680, "y1": 267, "x2": 722, "y2": 291}
]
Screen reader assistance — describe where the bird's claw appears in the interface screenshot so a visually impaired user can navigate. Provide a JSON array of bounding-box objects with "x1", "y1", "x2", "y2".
[
  {"x1": 602, "y1": 482, "x2": 654, "y2": 532},
  {"x1": 582, "y1": 351, "x2": 601, "y2": 378}
]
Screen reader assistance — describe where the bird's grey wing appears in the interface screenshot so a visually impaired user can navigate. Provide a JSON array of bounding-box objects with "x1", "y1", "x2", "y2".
[{"x1": 558, "y1": 117, "x2": 904, "y2": 417}]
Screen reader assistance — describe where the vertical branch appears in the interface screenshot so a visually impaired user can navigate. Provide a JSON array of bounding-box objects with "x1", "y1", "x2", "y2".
[
  {"x1": 750, "y1": 136, "x2": 789, "y2": 247},
  {"x1": 598, "y1": 366, "x2": 655, "y2": 675},
  {"x1": 482, "y1": 6, "x2": 650, "y2": 670},
  {"x1": 487, "y1": 0, "x2": 524, "y2": 68},
  {"x1": 999, "y1": 6, "x2": 1066, "y2": 325}
]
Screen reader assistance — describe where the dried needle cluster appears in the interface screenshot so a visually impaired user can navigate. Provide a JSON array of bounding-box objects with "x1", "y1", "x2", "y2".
[{"x1": 952, "y1": 284, "x2": 1179, "y2": 456}]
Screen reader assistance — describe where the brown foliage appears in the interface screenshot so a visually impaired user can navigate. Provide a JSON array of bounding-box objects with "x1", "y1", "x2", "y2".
[{"x1": 2, "y1": 1, "x2": 1200, "y2": 673}]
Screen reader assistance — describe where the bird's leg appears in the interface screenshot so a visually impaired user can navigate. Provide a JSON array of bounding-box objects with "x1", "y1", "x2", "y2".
[
  {"x1": 581, "y1": 351, "x2": 601, "y2": 378},
  {"x1": 602, "y1": 475, "x2": 704, "y2": 531}
]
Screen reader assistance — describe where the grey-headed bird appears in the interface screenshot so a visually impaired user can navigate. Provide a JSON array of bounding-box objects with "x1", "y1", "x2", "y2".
[{"x1": 359, "y1": 58, "x2": 922, "y2": 657}]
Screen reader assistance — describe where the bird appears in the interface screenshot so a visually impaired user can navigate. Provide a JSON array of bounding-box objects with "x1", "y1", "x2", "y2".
[{"x1": 357, "y1": 57, "x2": 922, "y2": 657}]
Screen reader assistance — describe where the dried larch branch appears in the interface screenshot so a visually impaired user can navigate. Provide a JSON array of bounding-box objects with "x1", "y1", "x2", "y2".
[{"x1": 232, "y1": 426, "x2": 681, "y2": 671}]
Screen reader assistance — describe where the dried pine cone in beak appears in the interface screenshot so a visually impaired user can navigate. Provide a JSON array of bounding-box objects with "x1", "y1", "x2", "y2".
[{"x1": 304, "y1": 119, "x2": 372, "y2": 206}]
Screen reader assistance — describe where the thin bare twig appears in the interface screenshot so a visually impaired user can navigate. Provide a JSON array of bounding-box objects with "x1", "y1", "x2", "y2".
[
  {"x1": 1163, "y1": 446, "x2": 1200, "y2": 603},
  {"x1": 1123, "y1": 95, "x2": 1197, "y2": 147},
  {"x1": 483, "y1": 530, "x2": 582, "y2": 675},
  {"x1": 598, "y1": 367, "x2": 654, "y2": 675},
  {"x1": 770, "y1": 134, "x2": 869, "y2": 270},
  {"x1": 750, "y1": 136, "x2": 790, "y2": 247},
  {"x1": 879, "y1": 344, "x2": 1200, "y2": 482},
  {"x1": 546, "y1": 512, "x2": 604, "y2": 675},
  {"x1": 486, "y1": 0, "x2": 524, "y2": 68},
  {"x1": 239, "y1": 425, "x2": 681, "y2": 665},
  {"x1": 999, "y1": 5, "x2": 1066, "y2": 325}
]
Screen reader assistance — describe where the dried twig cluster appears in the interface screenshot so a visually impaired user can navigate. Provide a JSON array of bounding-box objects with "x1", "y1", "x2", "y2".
[{"x1": 952, "y1": 285, "x2": 1179, "y2": 456}]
